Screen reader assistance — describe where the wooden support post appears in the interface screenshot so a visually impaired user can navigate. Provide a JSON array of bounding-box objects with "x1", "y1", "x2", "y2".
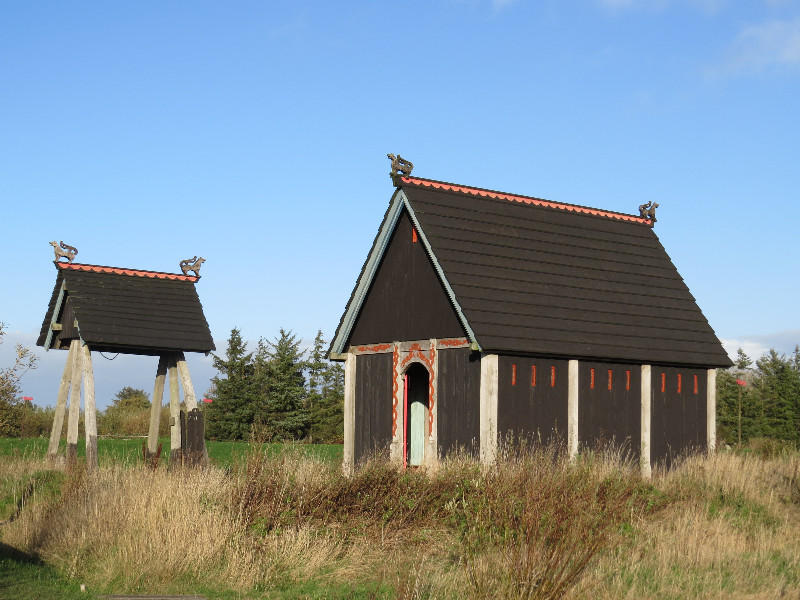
[
  {"x1": 176, "y1": 352, "x2": 198, "y2": 411},
  {"x1": 479, "y1": 353, "x2": 498, "y2": 465},
  {"x1": 342, "y1": 353, "x2": 356, "y2": 476},
  {"x1": 641, "y1": 365, "x2": 652, "y2": 479},
  {"x1": 66, "y1": 340, "x2": 83, "y2": 468},
  {"x1": 168, "y1": 354, "x2": 182, "y2": 465},
  {"x1": 147, "y1": 355, "x2": 167, "y2": 456},
  {"x1": 48, "y1": 340, "x2": 78, "y2": 459},
  {"x1": 567, "y1": 360, "x2": 579, "y2": 460},
  {"x1": 176, "y1": 353, "x2": 206, "y2": 464},
  {"x1": 82, "y1": 344, "x2": 98, "y2": 472},
  {"x1": 707, "y1": 368, "x2": 717, "y2": 455}
]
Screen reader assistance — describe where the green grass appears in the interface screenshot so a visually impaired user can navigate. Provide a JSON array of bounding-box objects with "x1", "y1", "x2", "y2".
[
  {"x1": 0, "y1": 551, "x2": 87, "y2": 600},
  {"x1": 0, "y1": 470, "x2": 64, "y2": 522},
  {"x1": 0, "y1": 437, "x2": 343, "y2": 598},
  {"x1": 0, "y1": 437, "x2": 343, "y2": 469}
]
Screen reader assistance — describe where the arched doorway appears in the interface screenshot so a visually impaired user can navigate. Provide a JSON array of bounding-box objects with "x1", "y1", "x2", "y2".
[{"x1": 404, "y1": 362, "x2": 430, "y2": 467}]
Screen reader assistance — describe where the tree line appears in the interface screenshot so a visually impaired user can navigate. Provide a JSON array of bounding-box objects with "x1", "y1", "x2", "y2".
[
  {"x1": 716, "y1": 346, "x2": 800, "y2": 445},
  {"x1": 0, "y1": 322, "x2": 344, "y2": 443},
  {"x1": 2, "y1": 319, "x2": 798, "y2": 447},
  {"x1": 203, "y1": 328, "x2": 343, "y2": 443}
]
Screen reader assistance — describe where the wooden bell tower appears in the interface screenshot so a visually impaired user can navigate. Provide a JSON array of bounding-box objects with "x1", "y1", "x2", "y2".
[{"x1": 37, "y1": 243, "x2": 215, "y2": 469}]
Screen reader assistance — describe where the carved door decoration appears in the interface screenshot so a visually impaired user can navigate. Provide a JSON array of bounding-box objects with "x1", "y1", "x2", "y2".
[{"x1": 390, "y1": 340, "x2": 439, "y2": 466}]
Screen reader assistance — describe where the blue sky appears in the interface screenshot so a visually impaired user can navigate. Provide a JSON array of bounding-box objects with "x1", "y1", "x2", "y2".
[{"x1": 2, "y1": 0, "x2": 798, "y2": 409}]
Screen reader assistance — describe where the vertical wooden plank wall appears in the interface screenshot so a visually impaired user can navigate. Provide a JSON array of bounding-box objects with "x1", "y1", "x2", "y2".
[
  {"x1": 650, "y1": 366, "x2": 708, "y2": 468},
  {"x1": 436, "y1": 348, "x2": 480, "y2": 458},
  {"x1": 496, "y1": 356, "x2": 568, "y2": 449},
  {"x1": 347, "y1": 211, "x2": 466, "y2": 347},
  {"x1": 353, "y1": 353, "x2": 393, "y2": 465},
  {"x1": 578, "y1": 361, "x2": 641, "y2": 459}
]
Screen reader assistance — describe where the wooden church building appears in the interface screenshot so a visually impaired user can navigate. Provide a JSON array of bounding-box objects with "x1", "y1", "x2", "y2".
[{"x1": 329, "y1": 159, "x2": 732, "y2": 476}]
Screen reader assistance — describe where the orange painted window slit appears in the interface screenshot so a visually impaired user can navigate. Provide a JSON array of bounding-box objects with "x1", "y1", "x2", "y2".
[
  {"x1": 608, "y1": 369, "x2": 613, "y2": 390},
  {"x1": 531, "y1": 365, "x2": 537, "y2": 387},
  {"x1": 551, "y1": 366, "x2": 556, "y2": 387},
  {"x1": 626, "y1": 370, "x2": 631, "y2": 391},
  {"x1": 590, "y1": 368, "x2": 595, "y2": 389},
  {"x1": 511, "y1": 364, "x2": 517, "y2": 386},
  {"x1": 412, "y1": 228, "x2": 418, "y2": 243},
  {"x1": 694, "y1": 374, "x2": 698, "y2": 394},
  {"x1": 661, "y1": 372, "x2": 666, "y2": 393},
  {"x1": 677, "y1": 373, "x2": 682, "y2": 394}
]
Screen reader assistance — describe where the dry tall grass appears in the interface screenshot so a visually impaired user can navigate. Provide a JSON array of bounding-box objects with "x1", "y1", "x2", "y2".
[
  {"x1": 575, "y1": 450, "x2": 800, "y2": 599},
  {"x1": 1, "y1": 445, "x2": 798, "y2": 599}
]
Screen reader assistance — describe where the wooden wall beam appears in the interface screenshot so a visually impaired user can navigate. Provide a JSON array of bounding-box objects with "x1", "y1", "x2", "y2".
[
  {"x1": 567, "y1": 360, "x2": 579, "y2": 460},
  {"x1": 479, "y1": 353, "x2": 498, "y2": 465},
  {"x1": 707, "y1": 368, "x2": 717, "y2": 455},
  {"x1": 342, "y1": 353, "x2": 356, "y2": 476},
  {"x1": 640, "y1": 364, "x2": 652, "y2": 479}
]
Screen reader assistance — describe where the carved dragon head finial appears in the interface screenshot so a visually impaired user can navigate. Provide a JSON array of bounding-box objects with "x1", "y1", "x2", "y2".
[
  {"x1": 388, "y1": 153, "x2": 414, "y2": 186},
  {"x1": 180, "y1": 256, "x2": 205, "y2": 277},
  {"x1": 50, "y1": 241, "x2": 78, "y2": 263},
  {"x1": 638, "y1": 202, "x2": 658, "y2": 226}
]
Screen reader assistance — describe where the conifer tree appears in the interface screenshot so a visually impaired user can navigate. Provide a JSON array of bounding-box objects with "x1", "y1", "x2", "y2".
[
  {"x1": 261, "y1": 329, "x2": 308, "y2": 441},
  {"x1": 754, "y1": 349, "x2": 800, "y2": 442},
  {"x1": 306, "y1": 330, "x2": 344, "y2": 443},
  {"x1": 306, "y1": 331, "x2": 326, "y2": 443},
  {"x1": 205, "y1": 328, "x2": 256, "y2": 440}
]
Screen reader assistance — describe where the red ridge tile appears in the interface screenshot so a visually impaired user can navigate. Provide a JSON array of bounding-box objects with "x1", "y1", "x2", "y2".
[
  {"x1": 400, "y1": 176, "x2": 652, "y2": 225},
  {"x1": 56, "y1": 262, "x2": 198, "y2": 282}
]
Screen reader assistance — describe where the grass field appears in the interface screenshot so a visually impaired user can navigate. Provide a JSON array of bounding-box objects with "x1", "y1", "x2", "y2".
[
  {"x1": 0, "y1": 436, "x2": 343, "y2": 468},
  {"x1": 1, "y1": 438, "x2": 799, "y2": 599}
]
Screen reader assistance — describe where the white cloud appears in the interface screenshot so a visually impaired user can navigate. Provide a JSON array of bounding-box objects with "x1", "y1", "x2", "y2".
[
  {"x1": 720, "y1": 17, "x2": 800, "y2": 75},
  {"x1": 721, "y1": 329, "x2": 800, "y2": 363}
]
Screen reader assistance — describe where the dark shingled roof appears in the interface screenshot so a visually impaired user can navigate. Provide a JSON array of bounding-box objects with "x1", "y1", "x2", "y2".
[
  {"x1": 37, "y1": 262, "x2": 215, "y2": 355},
  {"x1": 331, "y1": 176, "x2": 732, "y2": 368}
]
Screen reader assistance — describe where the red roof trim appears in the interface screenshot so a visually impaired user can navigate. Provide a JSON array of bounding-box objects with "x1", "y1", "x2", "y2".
[
  {"x1": 400, "y1": 176, "x2": 652, "y2": 225},
  {"x1": 56, "y1": 262, "x2": 198, "y2": 282}
]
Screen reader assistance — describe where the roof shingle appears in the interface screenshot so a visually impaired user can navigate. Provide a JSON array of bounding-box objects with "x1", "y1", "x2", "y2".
[
  {"x1": 37, "y1": 263, "x2": 215, "y2": 355},
  {"x1": 331, "y1": 176, "x2": 731, "y2": 368}
]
